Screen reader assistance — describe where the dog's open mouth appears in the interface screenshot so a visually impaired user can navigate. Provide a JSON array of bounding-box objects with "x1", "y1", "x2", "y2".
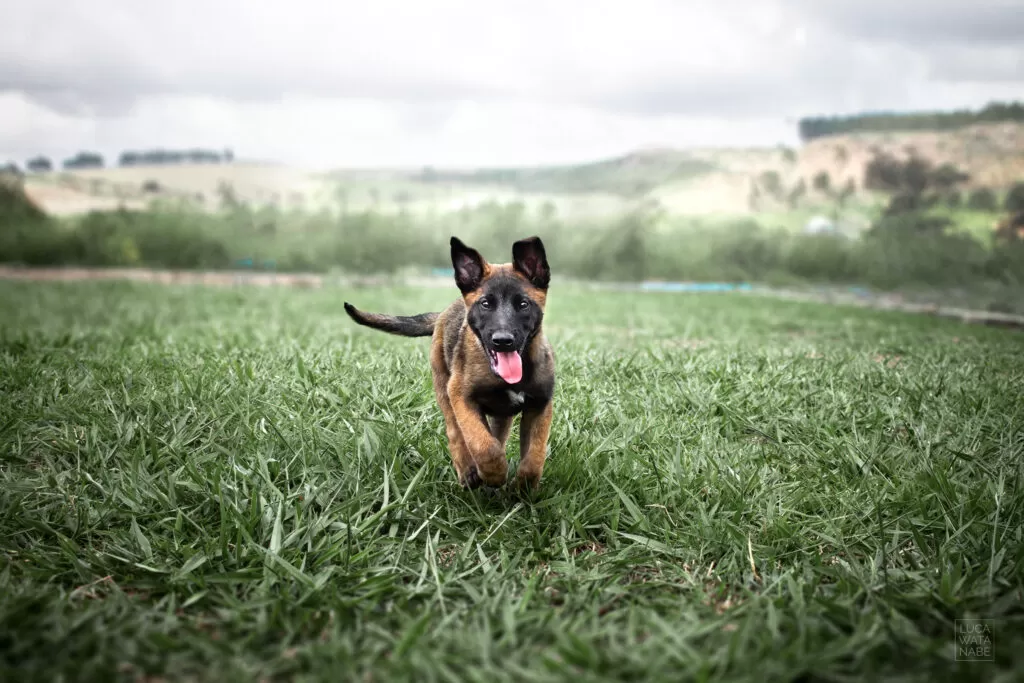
[{"x1": 487, "y1": 349, "x2": 523, "y2": 384}]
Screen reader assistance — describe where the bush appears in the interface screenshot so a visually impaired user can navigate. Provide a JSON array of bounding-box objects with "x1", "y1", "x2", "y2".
[
  {"x1": 1004, "y1": 182, "x2": 1024, "y2": 213},
  {"x1": 784, "y1": 233, "x2": 856, "y2": 282},
  {"x1": 2, "y1": 201, "x2": 1023, "y2": 294},
  {"x1": 0, "y1": 183, "x2": 64, "y2": 265},
  {"x1": 812, "y1": 171, "x2": 831, "y2": 194},
  {"x1": 759, "y1": 171, "x2": 783, "y2": 200},
  {"x1": 786, "y1": 179, "x2": 807, "y2": 209},
  {"x1": 967, "y1": 188, "x2": 999, "y2": 211},
  {"x1": 861, "y1": 214, "x2": 989, "y2": 288}
]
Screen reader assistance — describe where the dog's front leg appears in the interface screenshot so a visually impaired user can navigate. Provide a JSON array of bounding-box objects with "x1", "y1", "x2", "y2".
[
  {"x1": 516, "y1": 400, "x2": 552, "y2": 490},
  {"x1": 430, "y1": 347, "x2": 480, "y2": 489},
  {"x1": 449, "y1": 392, "x2": 509, "y2": 487}
]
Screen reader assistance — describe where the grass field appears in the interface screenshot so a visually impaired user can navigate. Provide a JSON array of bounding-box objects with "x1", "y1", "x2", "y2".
[{"x1": 1, "y1": 280, "x2": 1022, "y2": 681}]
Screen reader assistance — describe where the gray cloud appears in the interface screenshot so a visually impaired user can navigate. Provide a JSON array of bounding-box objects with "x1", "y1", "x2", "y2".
[
  {"x1": 796, "y1": 1, "x2": 1024, "y2": 46},
  {"x1": 925, "y1": 46, "x2": 1024, "y2": 84},
  {"x1": 2, "y1": 0, "x2": 1021, "y2": 121},
  {"x1": 2, "y1": 0, "x2": 1022, "y2": 167}
]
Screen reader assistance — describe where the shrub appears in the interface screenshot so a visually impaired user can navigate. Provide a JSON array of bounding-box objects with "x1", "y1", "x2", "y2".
[
  {"x1": 786, "y1": 179, "x2": 807, "y2": 209},
  {"x1": 861, "y1": 213, "x2": 989, "y2": 288},
  {"x1": 1004, "y1": 182, "x2": 1024, "y2": 213},
  {"x1": 2, "y1": 202, "x2": 1023, "y2": 293},
  {"x1": 812, "y1": 171, "x2": 831, "y2": 194},
  {"x1": 759, "y1": 171, "x2": 783, "y2": 200},
  {"x1": 967, "y1": 188, "x2": 999, "y2": 212}
]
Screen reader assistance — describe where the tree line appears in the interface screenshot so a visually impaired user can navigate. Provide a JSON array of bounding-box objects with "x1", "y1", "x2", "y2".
[
  {"x1": 798, "y1": 101, "x2": 1024, "y2": 142},
  {"x1": 11, "y1": 148, "x2": 236, "y2": 173}
]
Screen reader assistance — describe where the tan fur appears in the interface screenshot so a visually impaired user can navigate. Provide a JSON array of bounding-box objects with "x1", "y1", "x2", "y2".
[
  {"x1": 429, "y1": 259, "x2": 554, "y2": 490},
  {"x1": 347, "y1": 237, "x2": 555, "y2": 491}
]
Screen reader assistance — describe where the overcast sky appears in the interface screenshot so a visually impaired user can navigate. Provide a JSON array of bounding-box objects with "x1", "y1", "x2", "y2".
[{"x1": 2, "y1": 0, "x2": 1022, "y2": 169}]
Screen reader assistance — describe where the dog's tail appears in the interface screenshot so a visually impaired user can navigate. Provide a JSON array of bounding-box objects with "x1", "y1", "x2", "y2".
[{"x1": 344, "y1": 302, "x2": 439, "y2": 337}]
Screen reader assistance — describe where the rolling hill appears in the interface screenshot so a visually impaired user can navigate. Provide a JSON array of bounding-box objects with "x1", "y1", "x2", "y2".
[{"x1": 17, "y1": 121, "x2": 1024, "y2": 218}]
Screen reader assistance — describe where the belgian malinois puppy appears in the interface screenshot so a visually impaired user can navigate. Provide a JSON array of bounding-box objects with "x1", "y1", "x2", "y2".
[{"x1": 344, "y1": 236, "x2": 555, "y2": 490}]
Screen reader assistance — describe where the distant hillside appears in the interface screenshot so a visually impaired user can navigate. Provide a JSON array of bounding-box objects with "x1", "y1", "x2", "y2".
[
  {"x1": 795, "y1": 121, "x2": 1024, "y2": 192},
  {"x1": 21, "y1": 163, "x2": 336, "y2": 216},
  {"x1": 414, "y1": 150, "x2": 718, "y2": 197},
  {"x1": 17, "y1": 113, "x2": 1024, "y2": 218}
]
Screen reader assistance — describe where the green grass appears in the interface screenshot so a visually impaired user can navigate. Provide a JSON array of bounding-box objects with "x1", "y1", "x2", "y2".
[{"x1": 1, "y1": 280, "x2": 1022, "y2": 682}]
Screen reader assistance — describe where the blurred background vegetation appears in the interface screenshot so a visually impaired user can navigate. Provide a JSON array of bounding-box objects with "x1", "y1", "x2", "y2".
[{"x1": 3, "y1": 101, "x2": 1024, "y2": 311}]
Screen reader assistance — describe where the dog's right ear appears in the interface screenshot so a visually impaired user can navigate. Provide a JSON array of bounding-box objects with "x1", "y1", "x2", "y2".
[{"x1": 450, "y1": 237, "x2": 488, "y2": 294}]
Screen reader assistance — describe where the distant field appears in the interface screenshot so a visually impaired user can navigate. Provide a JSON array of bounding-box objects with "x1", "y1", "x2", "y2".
[{"x1": 1, "y1": 280, "x2": 1022, "y2": 681}]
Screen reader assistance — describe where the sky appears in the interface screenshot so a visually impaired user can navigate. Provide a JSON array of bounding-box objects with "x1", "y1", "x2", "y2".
[{"x1": 1, "y1": 0, "x2": 1022, "y2": 169}]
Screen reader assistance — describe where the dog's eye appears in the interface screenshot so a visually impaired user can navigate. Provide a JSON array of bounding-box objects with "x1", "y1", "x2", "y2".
[
  {"x1": 517, "y1": 300, "x2": 530, "y2": 310},
  {"x1": 480, "y1": 299, "x2": 492, "y2": 309}
]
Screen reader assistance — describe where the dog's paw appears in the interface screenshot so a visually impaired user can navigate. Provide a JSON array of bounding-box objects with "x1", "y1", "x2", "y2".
[
  {"x1": 513, "y1": 469, "x2": 541, "y2": 492},
  {"x1": 460, "y1": 464, "x2": 483, "y2": 490}
]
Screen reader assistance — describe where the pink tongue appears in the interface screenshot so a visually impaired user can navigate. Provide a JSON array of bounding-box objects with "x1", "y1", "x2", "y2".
[{"x1": 494, "y1": 351, "x2": 523, "y2": 384}]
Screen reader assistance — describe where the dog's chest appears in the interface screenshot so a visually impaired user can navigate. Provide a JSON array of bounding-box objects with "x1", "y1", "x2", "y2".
[
  {"x1": 506, "y1": 389, "x2": 525, "y2": 408},
  {"x1": 474, "y1": 384, "x2": 531, "y2": 416}
]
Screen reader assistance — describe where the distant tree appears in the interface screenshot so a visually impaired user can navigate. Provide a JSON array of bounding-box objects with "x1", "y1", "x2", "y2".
[
  {"x1": 884, "y1": 192, "x2": 923, "y2": 216},
  {"x1": 779, "y1": 146, "x2": 797, "y2": 164},
  {"x1": 836, "y1": 178, "x2": 856, "y2": 207},
  {"x1": 945, "y1": 191, "x2": 962, "y2": 209},
  {"x1": 63, "y1": 151, "x2": 104, "y2": 170},
  {"x1": 142, "y1": 179, "x2": 162, "y2": 193},
  {"x1": 798, "y1": 99, "x2": 1024, "y2": 142},
  {"x1": 334, "y1": 186, "x2": 350, "y2": 214},
  {"x1": 812, "y1": 170, "x2": 831, "y2": 194},
  {"x1": 759, "y1": 170, "x2": 783, "y2": 200},
  {"x1": 786, "y1": 178, "x2": 807, "y2": 209},
  {"x1": 834, "y1": 145, "x2": 849, "y2": 165},
  {"x1": 864, "y1": 152, "x2": 909, "y2": 193},
  {"x1": 217, "y1": 181, "x2": 241, "y2": 211},
  {"x1": 901, "y1": 155, "x2": 932, "y2": 195},
  {"x1": 1004, "y1": 182, "x2": 1024, "y2": 213},
  {"x1": 1, "y1": 161, "x2": 21, "y2": 177},
  {"x1": 223, "y1": 148, "x2": 234, "y2": 163},
  {"x1": 119, "y1": 148, "x2": 226, "y2": 166},
  {"x1": 747, "y1": 182, "x2": 762, "y2": 211},
  {"x1": 930, "y1": 163, "x2": 971, "y2": 191},
  {"x1": 538, "y1": 200, "x2": 558, "y2": 223},
  {"x1": 26, "y1": 156, "x2": 53, "y2": 173},
  {"x1": 966, "y1": 187, "x2": 998, "y2": 212}
]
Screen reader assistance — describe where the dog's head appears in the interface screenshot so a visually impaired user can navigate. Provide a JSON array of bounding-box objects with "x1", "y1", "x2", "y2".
[{"x1": 450, "y1": 236, "x2": 550, "y2": 385}]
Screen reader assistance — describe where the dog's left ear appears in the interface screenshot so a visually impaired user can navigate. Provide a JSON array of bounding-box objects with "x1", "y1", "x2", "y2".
[{"x1": 512, "y1": 236, "x2": 550, "y2": 290}]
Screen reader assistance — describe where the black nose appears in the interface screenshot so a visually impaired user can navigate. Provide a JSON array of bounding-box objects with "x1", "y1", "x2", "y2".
[{"x1": 491, "y1": 332, "x2": 515, "y2": 349}]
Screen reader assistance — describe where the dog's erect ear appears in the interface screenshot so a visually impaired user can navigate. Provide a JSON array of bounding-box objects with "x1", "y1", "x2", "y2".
[
  {"x1": 512, "y1": 236, "x2": 550, "y2": 289},
  {"x1": 451, "y1": 237, "x2": 488, "y2": 294}
]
